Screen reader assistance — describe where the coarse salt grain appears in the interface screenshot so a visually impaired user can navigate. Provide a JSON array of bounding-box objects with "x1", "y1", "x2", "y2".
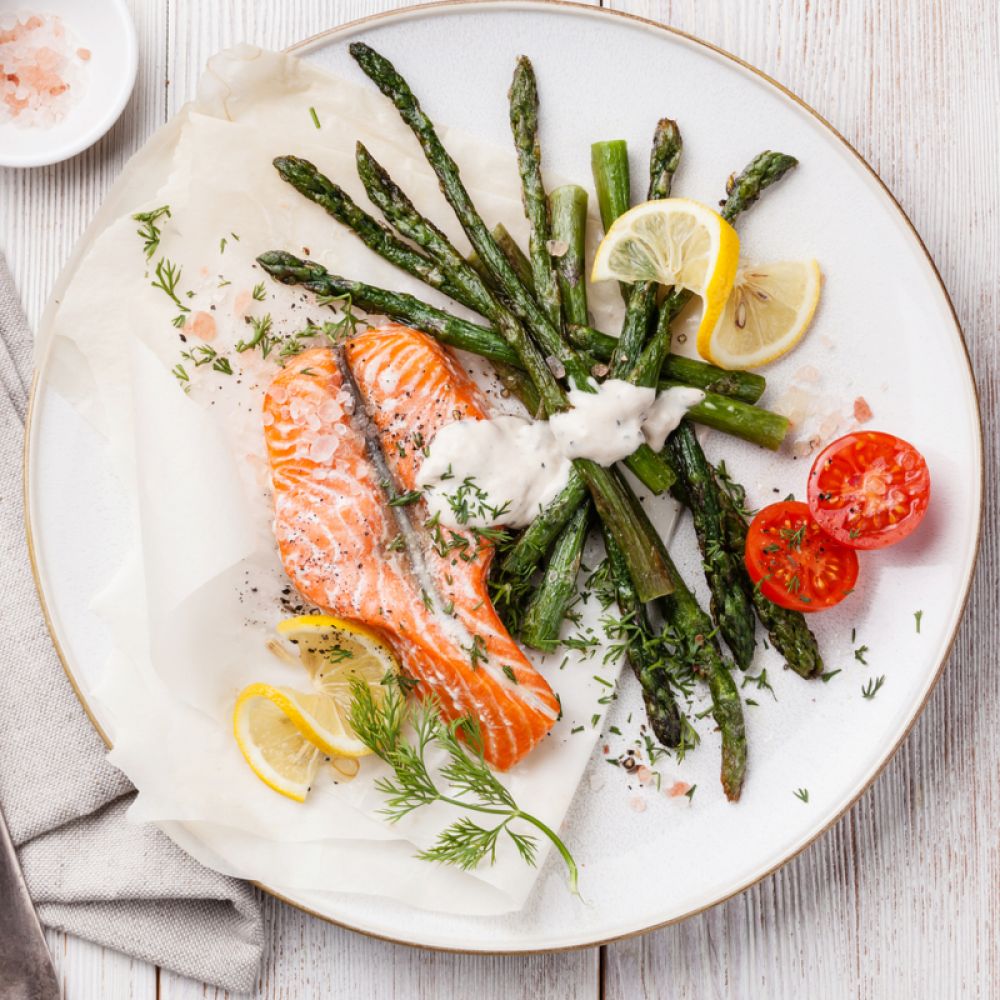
[
  {"x1": 853, "y1": 396, "x2": 873, "y2": 423},
  {"x1": 0, "y1": 12, "x2": 89, "y2": 129}
]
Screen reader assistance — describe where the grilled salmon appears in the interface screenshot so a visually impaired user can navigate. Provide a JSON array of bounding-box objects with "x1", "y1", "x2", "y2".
[{"x1": 263, "y1": 328, "x2": 560, "y2": 770}]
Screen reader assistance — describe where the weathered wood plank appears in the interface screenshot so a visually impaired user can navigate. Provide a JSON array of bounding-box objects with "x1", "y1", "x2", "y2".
[{"x1": 44, "y1": 928, "x2": 157, "y2": 1000}]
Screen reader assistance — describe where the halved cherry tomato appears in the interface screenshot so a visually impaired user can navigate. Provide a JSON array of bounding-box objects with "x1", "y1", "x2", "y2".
[
  {"x1": 807, "y1": 431, "x2": 930, "y2": 550},
  {"x1": 745, "y1": 501, "x2": 859, "y2": 612}
]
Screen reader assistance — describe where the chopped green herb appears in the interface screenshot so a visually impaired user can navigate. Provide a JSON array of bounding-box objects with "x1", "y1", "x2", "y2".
[
  {"x1": 854, "y1": 645, "x2": 870, "y2": 666},
  {"x1": 793, "y1": 787, "x2": 809, "y2": 803},
  {"x1": 862, "y1": 675, "x2": 886, "y2": 700},
  {"x1": 820, "y1": 669, "x2": 842, "y2": 683},
  {"x1": 131, "y1": 205, "x2": 172, "y2": 260},
  {"x1": 151, "y1": 258, "x2": 190, "y2": 312},
  {"x1": 914, "y1": 610, "x2": 923, "y2": 634},
  {"x1": 251, "y1": 282, "x2": 267, "y2": 302},
  {"x1": 502, "y1": 665, "x2": 518, "y2": 684},
  {"x1": 388, "y1": 490, "x2": 422, "y2": 507},
  {"x1": 309, "y1": 106, "x2": 321, "y2": 129},
  {"x1": 235, "y1": 313, "x2": 274, "y2": 357},
  {"x1": 462, "y1": 634, "x2": 489, "y2": 671}
]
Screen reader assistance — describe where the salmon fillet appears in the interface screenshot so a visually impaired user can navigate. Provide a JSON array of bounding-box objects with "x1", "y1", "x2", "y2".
[{"x1": 263, "y1": 331, "x2": 559, "y2": 770}]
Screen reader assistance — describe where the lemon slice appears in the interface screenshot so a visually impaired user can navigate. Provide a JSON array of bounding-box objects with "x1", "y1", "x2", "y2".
[
  {"x1": 234, "y1": 615, "x2": 398, "y2": 801},
  {"x1": 590, "y1": 198, "x2": 740, "y2": 342},
  {"x1": 700, "y1": 260, "x2": 822, "y2": 369},
  {"x1": 233, "y1": 684, "x2": 327, "y2": 801}
]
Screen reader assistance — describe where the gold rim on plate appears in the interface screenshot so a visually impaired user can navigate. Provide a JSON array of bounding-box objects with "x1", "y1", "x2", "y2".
[{"x1": 23, "y1": 0, "x2": 984, "y2": 955}]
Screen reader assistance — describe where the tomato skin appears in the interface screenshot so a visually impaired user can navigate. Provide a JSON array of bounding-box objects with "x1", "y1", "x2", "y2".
[
  {"x1": 807, "y1": 431, "x2": 930, "y2": 550},
  {"x1": 745, "y1": 501, "x2": 859, "y2": 612}
]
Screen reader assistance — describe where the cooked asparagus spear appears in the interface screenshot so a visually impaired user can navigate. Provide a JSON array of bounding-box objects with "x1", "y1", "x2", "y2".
[
  {"x1": 548, "y1": 185, "x2": 590, "y2": 327},
  {"x1": 669, "y1": 422, "x2": 756, "y2": 669},
  {"x1": 355, "y1": 142, "x2": 496, "y2": 317},
  {"x1": 616, "y1": 474, "x2": 747, "y2": 800},
  {"x1": 608, "y1": 119, "x2": 682, "y2": 378},
  {"x1": 590, "y1": 139, "x2": 630, "y2": 232},
  {"x1": 664, "y1": 383, "x2": 789, "y2": 451},
  {"x1": 519, "y1": 504, "x2": 590, "y2": 651},
  {"x1": 602, "y1": 526, "x2": 682, "y2": 748},
  {"x1": 509, "y1": 56, "x2": 562, "y2": 329},
  {"x1": 256, "y1": 252, "x2": 522, "y2": 365},
  {"x1": 272, "y1": 155, "x2": 473, "y2": 311},
  {"x1": 567, "y1": 325, "x2": 766, "y2": 404},
  {"x1": 468, "y1": 223, "x2": 535, "y2": 292},
  {"x1": 715, "y1": 469, "x2": 824, "y2": 678}
]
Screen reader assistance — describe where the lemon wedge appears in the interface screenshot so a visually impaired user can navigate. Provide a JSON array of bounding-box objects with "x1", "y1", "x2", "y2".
[
  {"x1": 233, "y1": 615, "x2": 398, "y2": 801},
  {"x1": 590, "y1": 198, "x2": 740, "y2": 343},
  {"x1": 700, "y1": 260, "x2": 822, "y2": 369}
]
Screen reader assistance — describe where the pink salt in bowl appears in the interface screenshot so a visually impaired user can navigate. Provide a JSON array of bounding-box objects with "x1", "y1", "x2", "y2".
[{"x1": 0, "y1": 0, "x2": 137, "y2": 168}]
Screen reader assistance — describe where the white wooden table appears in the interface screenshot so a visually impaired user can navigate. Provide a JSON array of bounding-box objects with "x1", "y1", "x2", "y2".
[{"x1": 2, "y1": 1, "x2": 997, "y2": 996}]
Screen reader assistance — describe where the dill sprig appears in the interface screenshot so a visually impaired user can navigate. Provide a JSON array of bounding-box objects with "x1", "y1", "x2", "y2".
[
  {"x1": 180, "y1": 343, "x2": 234, "y2": 375},
  {"x1": 861, "y1": 675, "x2": 886, "y2": 700},
  {"x1": 235, "y1": 313, "x2": 275, "y2": 358},
  {"x1": 151, "y1": 257, "x2": 190, "y2": 312},
  {"x1": 348, "y1": 678, "x2": 579, "y2": 891},
  {"x1": 132, "y1": 205, "x2": 171, "y2": 260}
]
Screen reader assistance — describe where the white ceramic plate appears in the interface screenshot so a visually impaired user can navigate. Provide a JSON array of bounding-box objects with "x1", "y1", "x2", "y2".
[
  {"x1": 0, "y1": 0, "x2": 137, "y2": 168},
  {"x1": 26, "y1": 0, "x2": 981, "y2": 952}
]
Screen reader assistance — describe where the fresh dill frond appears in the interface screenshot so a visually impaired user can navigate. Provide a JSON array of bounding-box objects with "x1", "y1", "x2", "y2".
[
  {"x1": 251, "y1": 281, "x2": 267, "y2": 302},
  {"x1": 861, "y1": 675, "x2": 886, "y2": 700},
  {"x1": 132, "y1": 205, "x2": 171, "y2": 260},
  {"x1": 347, "y1": 679, "x2": 578, "y2": 891},
  {"x1": 793, "y1": 787, "x2": 809, "y2": 803},
  {"x1": 235, "y1": 313, "x2": 274, "y2": 358},
  {"x1": 151, "y1": 258, "x2": 190, "y2": 312}
]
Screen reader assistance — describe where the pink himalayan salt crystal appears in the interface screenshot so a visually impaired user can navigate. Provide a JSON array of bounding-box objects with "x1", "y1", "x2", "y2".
[
  {"x1": 853, "y1": 396, "x2": 873, "y2": 423},
  {"x1": 233, "y1": 290, "x2": 252, "y2": 317},
  {"x1": 629, "y1": 796, "x2": 647, "y2": 813},
  {"x1": 0, "y1": 13, "x2": 90, "y2": 128},
  {"x1": 186, "y1": 311, "x2": 217, "y2": 342},
  {"x1": 667, "y1": 780, "x2": 691, "y2": 798},
  {"x1": 634, "y1": 765, "x2": 653, "y2": 784}
]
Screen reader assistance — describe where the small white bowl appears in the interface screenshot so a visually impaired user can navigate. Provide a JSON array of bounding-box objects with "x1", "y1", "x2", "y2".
[{"x1": 0, "y1": 0, "x2": 137, "y2": 168}]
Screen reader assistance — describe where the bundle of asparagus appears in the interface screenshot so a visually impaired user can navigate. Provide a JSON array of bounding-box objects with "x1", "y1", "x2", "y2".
[{"x1": 257, "y1": 42, "x2": 824, "y2": 801}]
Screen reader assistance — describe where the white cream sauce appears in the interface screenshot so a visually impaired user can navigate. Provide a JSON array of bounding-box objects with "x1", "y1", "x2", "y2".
[{"x1": 416, "y1": 380, "x2": 704, "y2": 529}]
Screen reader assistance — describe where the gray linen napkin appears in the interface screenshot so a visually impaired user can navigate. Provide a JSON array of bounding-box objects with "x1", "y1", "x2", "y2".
[{"x1": 0, "y1": 253, "x2": 265, "y2": 993}]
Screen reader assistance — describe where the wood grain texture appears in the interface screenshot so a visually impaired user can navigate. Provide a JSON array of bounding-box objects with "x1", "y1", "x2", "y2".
[{"x1": 1, "y1": 1, "x2": 995, "y2": 997}]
